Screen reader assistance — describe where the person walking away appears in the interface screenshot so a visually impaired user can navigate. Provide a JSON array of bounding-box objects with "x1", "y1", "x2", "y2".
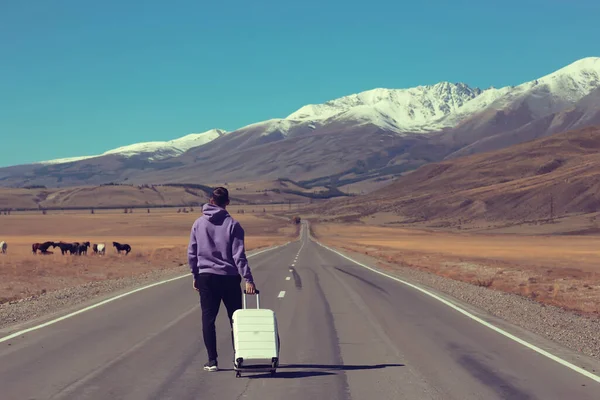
[{"x1": 188, "y1": 187, "x2": 256, "y2": 372}]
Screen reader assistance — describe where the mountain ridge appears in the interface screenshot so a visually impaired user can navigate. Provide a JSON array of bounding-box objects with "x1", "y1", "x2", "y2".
[
  {"x1": 40, "y1": 129, "x2": 228, "y2": 165},
  {"x1": 2, "y1": 57, "x2": 600, "y2": 190},
  {"x1": 36, "y1": 57, "x2": 600, "y2": 166}
]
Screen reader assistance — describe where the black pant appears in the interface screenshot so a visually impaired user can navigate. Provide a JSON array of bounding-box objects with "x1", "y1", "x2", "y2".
[{"x1": 196, "y1": 274, "x2": 243, "y2": 361}]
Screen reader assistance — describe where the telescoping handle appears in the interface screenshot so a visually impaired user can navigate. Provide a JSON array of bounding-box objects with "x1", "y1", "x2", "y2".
[{"x1": 243, "y1": 289, "x2": 261, "y2": 309}]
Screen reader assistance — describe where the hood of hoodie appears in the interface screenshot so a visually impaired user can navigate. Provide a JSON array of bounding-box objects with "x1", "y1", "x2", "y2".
[{"x1": 202, "y1": 203, "x2": 230, "y2": 225}]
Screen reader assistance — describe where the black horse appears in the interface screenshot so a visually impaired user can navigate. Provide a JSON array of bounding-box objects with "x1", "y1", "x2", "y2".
[
  {"x1": 77, "y1": 242, "x2": 91, "y2": 255},
  {"x1": 55, "y1": 241, "x2": 78, "y2": 255},
  {"x1": 32, "y1": 241, "x2": 55, "y2": 255},
  {"x1": 113, "y1": 241, "x2": 132, "y2": 255}
]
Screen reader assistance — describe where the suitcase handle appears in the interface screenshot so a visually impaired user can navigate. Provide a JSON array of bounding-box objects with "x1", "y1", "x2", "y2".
[{"x1": 243, "y1": 290, "x2": 260, "y2": 309}]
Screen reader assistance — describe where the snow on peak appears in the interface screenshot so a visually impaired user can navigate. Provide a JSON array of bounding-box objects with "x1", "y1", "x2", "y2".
[
  {"x1": 535, "y1": 57, "x2": 600, "y2": 100},
  {"x1": 103, "y1": 129, "x2": 227, "y2": 158},
  {"x1": 40, "y1": 129, "x2": 227, "y2": 165},
  {"x1": 286, "y1": 57, "x2": 600, "y2": 133},
  {"x1": 41, "y1": 155, "x2": 100, "y2": 165},
  {"x1": 286, "y1": 83, "x2": 485, "y2": 132},
  {"x1": 441, "y1": 57, "x2": 600, "y2": 125}
]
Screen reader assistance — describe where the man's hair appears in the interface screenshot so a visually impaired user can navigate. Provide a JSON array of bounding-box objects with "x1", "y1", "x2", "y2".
[{"x1": 211, "y1": 187, "x2": 229, "y2": 207}]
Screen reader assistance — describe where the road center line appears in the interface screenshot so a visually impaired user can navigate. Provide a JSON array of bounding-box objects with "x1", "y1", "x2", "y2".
[
  {"x1": 0, "y1": 242, "x2": 291, "y2": 344},
  {"x1": 313, "y1": 238, "x2": 600, "y2": 384},
  {"x1": 278, "y1": 291, "x2": 286, "y2": 298},
  {"x1": 286, "y1": 277, "x2": 291, "y2": 281}
]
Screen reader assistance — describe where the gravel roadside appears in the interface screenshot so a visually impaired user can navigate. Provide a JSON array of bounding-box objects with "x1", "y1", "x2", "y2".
[
  {"x1": 319, "y1": 241, "x2": 600, "y2": 362},
  {"x1": 0, "y1": 241, "x2": 289, "y2": 334},
  {"x1": 0, "y1": 266, "x2": 189, "y2": 332}
]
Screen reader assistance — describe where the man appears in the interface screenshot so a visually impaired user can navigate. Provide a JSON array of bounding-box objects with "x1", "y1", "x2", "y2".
[{"x1": 188, "y1": 187, "x2": 256, "y2": 372}]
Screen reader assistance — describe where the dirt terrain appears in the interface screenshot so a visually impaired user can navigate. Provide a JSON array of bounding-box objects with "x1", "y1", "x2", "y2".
[
  {"x1": 0, "y1": 210, "x2": 296, "y2": 304},
  {"x1": 320, "y1": 126, "x2": 600, "y2": 228},
  {"x1": 312, "y1": 223, "x2": 600, "y2": 315},
  {"x1": 0, "y1": 183, "x2": 316, "y2": 211}
]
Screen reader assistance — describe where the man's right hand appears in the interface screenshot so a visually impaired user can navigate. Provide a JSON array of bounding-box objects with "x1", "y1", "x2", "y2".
[{"x1": 245, "y1": 281, "x2": 256, "y2": 295}]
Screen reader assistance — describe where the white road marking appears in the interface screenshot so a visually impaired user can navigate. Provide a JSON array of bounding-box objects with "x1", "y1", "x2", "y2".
[
  {"x1": 0, "y1": 242, "x2": 291, "y2": 344},
  {"x1": 297, "y1": 238, "x2": 305, "y2": 255},
  {"x1": 289, "y1": 268, "x2": 293, "y2": 272},
  {"x1": 314, "y1": 239, "x2": 600, "y2": 384},
  {"x1": 278, "y1": 291, "x2": 286, "y2": 298},
  {"x1": 286, "y1": 277, "x2": 291, "y2": 281}
]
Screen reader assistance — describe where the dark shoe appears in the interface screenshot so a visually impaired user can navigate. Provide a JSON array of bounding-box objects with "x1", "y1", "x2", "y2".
[{"x1": 203, "y1": 360, "x2": 219, "y2": 372}]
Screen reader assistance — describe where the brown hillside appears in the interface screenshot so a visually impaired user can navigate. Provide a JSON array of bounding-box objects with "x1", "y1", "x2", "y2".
[
  {"x1": 322, "y1": 126, "x2": 600, "y2": 224},
  {"x1": 0, "y1": 181, "x2": 317, "y2": 210}
]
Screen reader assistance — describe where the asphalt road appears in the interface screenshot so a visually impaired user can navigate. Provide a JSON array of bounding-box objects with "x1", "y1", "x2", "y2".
[{"x1": 1, "y1": 225, "x2": 599, "y2": 399}]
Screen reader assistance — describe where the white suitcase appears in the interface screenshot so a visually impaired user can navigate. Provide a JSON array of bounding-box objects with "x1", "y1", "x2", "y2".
[{"x1": 232, "y1": 290, "x2": 280, "y2": 377}]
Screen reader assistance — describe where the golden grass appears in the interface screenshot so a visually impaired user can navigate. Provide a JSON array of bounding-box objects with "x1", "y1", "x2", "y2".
[
  {"x1": 313, "y1": 223, "x2": 600, "y2": 314},
  {"x1": 0, "y1": 211, "x2": 296, "y2": 303}
]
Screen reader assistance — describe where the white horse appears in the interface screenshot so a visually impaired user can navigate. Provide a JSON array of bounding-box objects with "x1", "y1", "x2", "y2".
[
  {"x1": 97, "y1": 243, "x2": 106, "y2": 255},
  {"x1": 0, "y1": 241, "x2": 6, "y2": 254}
]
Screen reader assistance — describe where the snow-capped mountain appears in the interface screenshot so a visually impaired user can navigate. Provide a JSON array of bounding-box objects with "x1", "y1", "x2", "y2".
[
  {"x1": 41, "y1": 129, "x2": 227, "y2": 165},
  {"x1": 287, "y1": 82, "x2": 484, "y2": 132},
  {"x1": 438, "y1": 57, "x2": 600, "y2": 128},
  {"x1": 102, "y1": 129, "x2": 228, "y2": 159},
  {"x1": 4, "y1": 57, "x2": 600, "y2": 189},
  {"x1": 39, "y1": 57, "x2": 600, "y2": 165},
  {"x1": 285, "y1": 57, "x2": 600, "y2": 134}
]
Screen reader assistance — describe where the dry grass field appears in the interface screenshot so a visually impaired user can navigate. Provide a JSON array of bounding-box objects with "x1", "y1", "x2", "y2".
[
  {"x1": 0, "y1": 210, "x2": 297, "y2": 303},
  {"x1": 0, "y1": 182, "x2": 315, "y2": 211},
  {"x1": 313, "y1": 223, "x2": 600, "y2": 314}
]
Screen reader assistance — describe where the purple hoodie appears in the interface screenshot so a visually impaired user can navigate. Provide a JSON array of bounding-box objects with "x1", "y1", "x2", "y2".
[{"x1": 187, "y1": 203, "x2": 254, "y2": 283}]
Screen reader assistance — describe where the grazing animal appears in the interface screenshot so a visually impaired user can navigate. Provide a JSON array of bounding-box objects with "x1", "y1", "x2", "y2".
[
  {"x1": 93, "y1": 244, "x2": 98, "y2": 254},
  {"x1": 32, "y1": 241, "x2": 55, "y2": 255},
  {"x1": 55, "y1": 241, "x2": 78, "y2": 255},
  {"x1": 0, "y1": 241, "x2": 6, "y2": 254},
  {"x1": 113, "y1": 241, "x2": 131, "y2": 255},
  {"x1": 97, "y1": 243, "x2": 106, "y2": 255},
  {"x1": 77, "y1": 241, "x2": 91, "y2": 255}
]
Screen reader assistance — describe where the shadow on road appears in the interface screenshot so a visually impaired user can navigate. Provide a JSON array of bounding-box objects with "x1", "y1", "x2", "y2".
[
  {"x1": 279, "y1": 363, "x2": 405, "y2": 371},
  {"x1": 248, "y1": 370, "x2": 336, "y2": 379},
  {"x1": 246, "y1": 364, "x2": 404, "y2": 379}
]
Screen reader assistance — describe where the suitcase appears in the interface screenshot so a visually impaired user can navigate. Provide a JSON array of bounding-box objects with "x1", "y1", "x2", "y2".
[{"x1": 232, "y1": 290, "x2": 280, "y2": 378}]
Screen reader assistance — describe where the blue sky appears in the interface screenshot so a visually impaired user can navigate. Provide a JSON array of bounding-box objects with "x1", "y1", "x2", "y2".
[{"x1": 1, "y1": 0, "x2": 599, "y2": 166}]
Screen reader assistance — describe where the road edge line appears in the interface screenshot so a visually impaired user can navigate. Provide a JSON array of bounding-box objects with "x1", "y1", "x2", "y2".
[
  {"x1": 313, "y1": 238, "x2": 600, "y2": 384},
  {"x1": 0, "y1": 241, "x2": 291, "y2": 344}
]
